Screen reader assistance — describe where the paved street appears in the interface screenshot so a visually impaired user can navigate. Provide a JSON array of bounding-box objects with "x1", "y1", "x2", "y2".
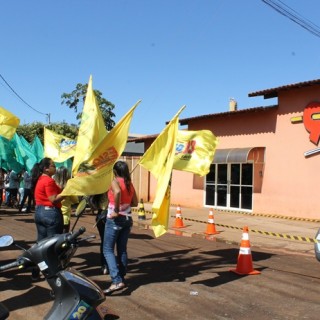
[{"x1": 1, "y1": 207, "x2": 320, "y2": 319}]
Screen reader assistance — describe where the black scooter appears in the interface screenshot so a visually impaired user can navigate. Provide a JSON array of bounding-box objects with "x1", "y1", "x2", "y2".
[{"x1": 0, "y1": 199, "x2": 107, "y2": 319}]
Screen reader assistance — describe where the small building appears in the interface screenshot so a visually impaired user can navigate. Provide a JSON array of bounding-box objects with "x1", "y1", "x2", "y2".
[
  {"x1": 123, "y1": 134, "x2": 145, "y2": 156},
  {"x1": 132, "y1": 78, "x2": 320, "y2": 219}
]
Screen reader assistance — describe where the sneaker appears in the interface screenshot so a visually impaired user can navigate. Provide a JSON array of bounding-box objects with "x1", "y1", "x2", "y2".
[{"x1": 103, "y1": 282, "x2": 126, "y2": 295}]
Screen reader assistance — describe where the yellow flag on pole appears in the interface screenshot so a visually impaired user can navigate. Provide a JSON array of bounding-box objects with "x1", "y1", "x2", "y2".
[
  {"x1": 173, "y1": 130, "x2": 218, "y2": 176},
  {"x1": 139, "y1": 106, "x2": 185, "y2": 237},
  {"x1": 0, "y1": 106, "x2": 20, "y2": 140},
  {"x1": 72, "y1": 75, "x2": 107, "y2": 175},
  {"x1": 44, "y1": 128, "x2": 77, "y2": 162},
  {"x1": 61, "y1": 101, "x2": 140, "y2": 196}
]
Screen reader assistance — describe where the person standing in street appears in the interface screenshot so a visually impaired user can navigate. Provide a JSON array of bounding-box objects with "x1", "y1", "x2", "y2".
[
  {"x1": 103, "y1": 161, "x2": 138, "y2": 294},
  {"x1": 31, "y1": 158, "x2": 65, "y2": 280},
  {"x1": 0, "y1": 168, "x2": 5, "y2": 208},
  {"x1": 6, "y1": 169, "x2": 21, "y2": 208},
  {"x1": 19, "y1": 169, "x2": 33, "y2": 213},
  {"x1": 89, "y1": 193, "x2": 109, "y2": 275}
]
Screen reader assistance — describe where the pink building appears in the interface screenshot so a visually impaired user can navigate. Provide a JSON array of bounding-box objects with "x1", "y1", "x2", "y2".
[{"x1": 133, "y1": 79, "x2": 320, "y2": 219}]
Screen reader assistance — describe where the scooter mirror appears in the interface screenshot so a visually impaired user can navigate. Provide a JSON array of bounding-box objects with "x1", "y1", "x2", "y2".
[
  {"x1": 75, "y1": 199, "x2": 87, "y2": 217},
  {"x1": 0, "y1": 235, "x2": 14, "y2": 247},
  {"x1": 71, "y1": 199, "x2": 88, "y2": 232}
]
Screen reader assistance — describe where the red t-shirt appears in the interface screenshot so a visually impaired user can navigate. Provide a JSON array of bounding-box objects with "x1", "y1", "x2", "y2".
[{"x1": 34, "y1": 175, "x2": 62, "y2": 208}]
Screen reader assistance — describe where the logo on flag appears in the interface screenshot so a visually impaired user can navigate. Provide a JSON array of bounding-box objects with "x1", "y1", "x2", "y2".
[
  {"x1": 60, "y1": 138, "x2": 77, "y2": 153},
  {"x1": 175, "y1": 140, "x2": 196, "y2": 160}
]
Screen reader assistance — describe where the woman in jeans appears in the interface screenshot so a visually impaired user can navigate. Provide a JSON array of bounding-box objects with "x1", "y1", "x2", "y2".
[
  {"x1": 31, "y1": 157, "x2": 65, "y2": 280},
  {"x1": 103, "y1": 161, "x2": 138, "y2": 294}
]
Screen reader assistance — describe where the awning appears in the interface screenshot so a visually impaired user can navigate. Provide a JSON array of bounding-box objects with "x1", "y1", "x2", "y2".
[{"x1": 213, "y1": 147, "x2": 265, "y2": 164}]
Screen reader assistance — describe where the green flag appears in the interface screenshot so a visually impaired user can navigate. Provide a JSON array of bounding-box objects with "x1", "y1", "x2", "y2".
[
  {"x1": 31, "y1": 135, "x2": 44, "y2": 161},
  {"x1": 0, "y1": 136, "x2": 22, "y2": 172},
  {"x1": 13, "y1": 134, "x2": 37, "y2": 171}
]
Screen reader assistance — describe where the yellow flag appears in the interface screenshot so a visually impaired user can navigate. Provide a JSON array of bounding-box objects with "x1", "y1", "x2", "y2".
[
  {"x1": 44, "y1": 128, "x2": 77, "y2": 162},
  {"x1": 173, "y1": 130, "x2": 218, "y2": 176},
  {"x1": 61, "y1": 101, "x2": 140, "y2": 196},
  {"x1": 139, "y1": 106, "x2": 185, "y2": 237},
  {"x1": 72, "y1": 75, "x2": 107, "y2": 175},
  {"x1": 153, "y1": 183, "x2": 171, "y2": 237},
  {"x1": 0, "y1": 106, "x2": 20, "y2": 140}
]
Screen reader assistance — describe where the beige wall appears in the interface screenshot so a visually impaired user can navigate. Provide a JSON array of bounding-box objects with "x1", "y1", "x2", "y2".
[
  {"x1": 258, "y1": 87, "x2": 320, "y2": 218},
  {"x1": 134, "y1": 85, "x2": 320, "y2": 219}
]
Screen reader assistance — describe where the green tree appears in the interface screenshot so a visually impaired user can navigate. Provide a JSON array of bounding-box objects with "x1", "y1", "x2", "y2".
[
  {"x1": 61, "y1": 83, "x2": 116, "y2": 130},
  {"x1": 17, "y1": 122, "x2": 78, "y2": 144},
  {"x1": 17, "y1": 122, "x2": 45, "y2": 143}
]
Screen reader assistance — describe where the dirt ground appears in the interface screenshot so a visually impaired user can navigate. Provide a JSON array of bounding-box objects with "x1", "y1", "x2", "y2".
[{"x1": 1, "y1": 210, "x2": 320, "y2": 319}]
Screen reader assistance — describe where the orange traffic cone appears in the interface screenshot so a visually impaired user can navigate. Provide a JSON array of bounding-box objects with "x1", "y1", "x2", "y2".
[
  {"x1": 173, "y1": 205, "x2": 185, "y2": 228},
  {"x1": 138, "y1": 199, "x2": 146, "y2": 220},
  {"x1": 230, "y1": 226, "x2": 260, "y2": 275},
  {"x1": 205, "y1": 208, "x2": 220, "y2": 235}
]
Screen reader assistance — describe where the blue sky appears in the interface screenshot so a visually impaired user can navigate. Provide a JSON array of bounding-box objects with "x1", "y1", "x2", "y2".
[{"x1": 1, "y1": 0, "x2": 320, "y2": 134}]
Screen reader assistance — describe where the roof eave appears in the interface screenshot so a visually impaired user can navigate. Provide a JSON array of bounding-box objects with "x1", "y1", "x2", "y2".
[
  {"x1": 179, "y1": 105, "x2": 278, "y2": 125},
  {"x1": 248, "y1": 78, "x2": 320, "y2": 98}
]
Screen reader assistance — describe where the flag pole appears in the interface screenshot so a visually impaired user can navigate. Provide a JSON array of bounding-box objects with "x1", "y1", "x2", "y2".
[{"x1": 130, "y1": 161, "x2": 140, "y2": 175}]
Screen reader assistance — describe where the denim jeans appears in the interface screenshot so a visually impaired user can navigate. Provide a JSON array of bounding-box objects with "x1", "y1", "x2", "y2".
[
  {"x1": 103, "y1": 215, "x2": 132, "y2": 284},
  {"x1": 34, "y1": 205, "x2": 63, "y2": 241}
]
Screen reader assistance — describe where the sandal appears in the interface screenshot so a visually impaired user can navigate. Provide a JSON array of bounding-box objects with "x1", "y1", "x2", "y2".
[{"x1": 103, "y1": 282, "x2": 126, "y2": 295}]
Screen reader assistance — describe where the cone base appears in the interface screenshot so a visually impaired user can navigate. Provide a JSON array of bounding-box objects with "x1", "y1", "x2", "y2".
[
  {"x1": 205, "y1": 222, "x2": 220, "y2": 235},
  {"x1": 205, "y1": 229, "x2": 220, "y2": 235},
  {"x1": 172, "y1": 219, "x2": 185, "y2": 228},
  {"x1": 230, "y1": 268, "x2": 261, "y2": 275}
]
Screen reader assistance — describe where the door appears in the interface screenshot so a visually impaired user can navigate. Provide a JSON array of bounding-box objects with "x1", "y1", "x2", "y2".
[{"x1": 205, "y1": 163, "x2": 253, "y2": 210}]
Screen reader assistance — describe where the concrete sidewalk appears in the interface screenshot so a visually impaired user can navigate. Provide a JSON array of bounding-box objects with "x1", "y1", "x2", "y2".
[{"x1": 132, "y1": 203, "x2": 320, "y2": 256}]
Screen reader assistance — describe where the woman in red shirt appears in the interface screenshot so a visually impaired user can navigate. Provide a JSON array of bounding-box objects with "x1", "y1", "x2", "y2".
[
  {"x1": 31, "y1": 158, "x2": 65, "y2": 280},
  {"x1": 32, "y1": 157, "x2": 65, "y2": 240}
]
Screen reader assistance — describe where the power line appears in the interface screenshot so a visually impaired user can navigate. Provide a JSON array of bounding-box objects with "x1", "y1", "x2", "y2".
[
  {"x1": 0, "y1": 73, "x2": 50, "y2": 122},
  {"x1": 261, "y1": 0, "x2": 320, "y2": 38}
]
